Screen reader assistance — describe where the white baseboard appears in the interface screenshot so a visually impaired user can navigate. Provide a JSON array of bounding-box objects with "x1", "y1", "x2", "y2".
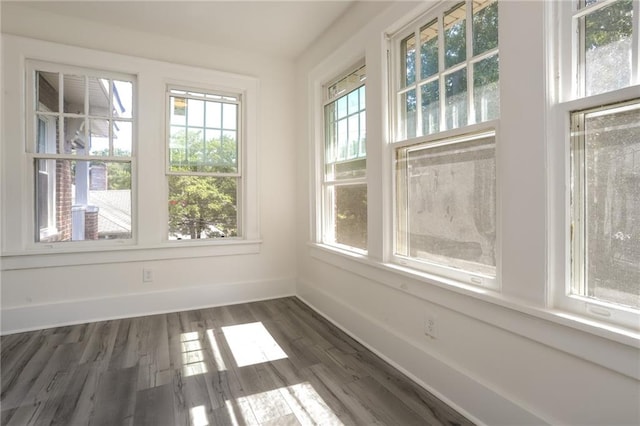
[
  {"x1": 297, "y1": 280, "x2": 550, "y2": 426},
  {"x1": 1, "y1": 277, "x2": 295, "y2": 335}
]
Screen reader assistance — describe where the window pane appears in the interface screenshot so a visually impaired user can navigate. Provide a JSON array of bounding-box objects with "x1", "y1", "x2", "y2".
[
  {"x1": 37, "y1": 71, "x2": 59, "y2": 112},
  {"x1": 337, "y1": 118, "x2": 348, "y2": 161},
  {"x1": 582, "y1": 0, "x2": 633, "y2": 96},
  {"x1": 473, "y1": 0, "x2": 498, "y2": 56},
  {"x1": 63, "y1": 74, "x2": 85, "y2": 114},
  {"x1": 333, "y1": 184, "x2": 367, "y2": 250},
  {"x1": 396, "y1": 136, "x2": 496, "y2": 276},
  {"x1": 401, "y1": 33, "x2": 417, "y2": 86},
  {"x1": 400, "y1": 89, "x2": 417, "y2": 139},
  {"x1": 187, "y1": 99, "x2": 205, "y2": 127},
  {"x1": 171, "y1": 97, "x2": 187, "y2": 125},
  {"x1": 420, "y1": 20, "x2": 439, "y2": 79},
  {"x1": 444, "y1": 2, "x2": 467, "y2": 69},
  {"x1": 445, "y1": 68, "x2": 468, "y2": 129},
  {"x1": 88, "y1": 119, "x2": 110, "y2": 156},
  {"x1": 62, "y1": 117, "x2": 87, "y2": 155},
  {"x1": 421, "y1": 81, "x2": 440, "y2": 135},
  {"x1": 168, "y1": 176, "x2": 237, "y2": 239},
  {"x1": 573, "y1": 101, "x2": 640, "y2": 308},
  {"x1": 205, "y1": 101, "x2": 222, "y2": 129},
  {"x1": 348, "y1": 114, "x2": 360, "y2": 159},
  {"x1": 88, "y1": 77, "x2": 110, "y2": 117},
  {"x1": 336, "y1": 96, "x2": 348, "y2": 119},
  {"x1": 36, "y1": 115, "x2": 59, "y2": 154},
  {"x1": 473, "y1": 54, "x2": 500, "y2": 123},
  {"x1": 113, "y1": 80, "x2": 133, "y2": 119},
  {"x1": 113, "y1": 121, "x2": 132, "y2": 156},
  {"x1": 222, "y1": 103, "x2": 237, "y2": 130},
  {"x1": 35, "y1": 159, "x2": 132, "y2": 242},
  {"x1": 347, "y1": 89, "x2": 360, "y2": 115}
]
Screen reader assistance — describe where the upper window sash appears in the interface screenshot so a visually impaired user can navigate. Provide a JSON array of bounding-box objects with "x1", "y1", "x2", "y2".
[
  {"x1": 391, "y1": 0, "x2": 499, "y2": 142},
  {"x1": 166, "y1": 87, "x2": 242, "y2": 178},
  {"x1": 560, "y1": 0, "x2": 640, "y2": 101}
]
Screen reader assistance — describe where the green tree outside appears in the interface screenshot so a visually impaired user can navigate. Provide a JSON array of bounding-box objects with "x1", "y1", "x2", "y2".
[{"x1": 168, "y1": 129, "x2": 238, "y2": 239}]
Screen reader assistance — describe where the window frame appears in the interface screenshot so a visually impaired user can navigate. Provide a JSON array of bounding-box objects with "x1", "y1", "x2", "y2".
[
  {"x1": 550, "y1": 0, "x2": 640, "y2": 330},
  {"x1": 164, "y1": 85, "x2": 244, "y2": 241},
  {"x1": 388, "y1": 0, "x2": 500, "y2": 290},
  {"x1": 25, "y1": 60, "x2": 136, "y2": 248},
  {"x1": 321, "y1": 63, "x2": 368, "y2": 253}
]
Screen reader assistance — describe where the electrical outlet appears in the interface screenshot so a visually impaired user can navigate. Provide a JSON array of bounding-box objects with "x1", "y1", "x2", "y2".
[
  {"x1": 143, "y1": 268, "x2": 153, "y2": 282},
  {"x1": 424, "y1": 314, "x2": 437, "y2": 339}
]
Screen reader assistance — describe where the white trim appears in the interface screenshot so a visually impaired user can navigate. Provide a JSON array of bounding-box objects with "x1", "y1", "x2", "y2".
[
  {"x1": 1, "y1": 276, "x2": 293, "y2": 335},
  {"x1": 308, "y1": 243, "x2": 640, "y2": 379},
  {"x1": 1, "y1": 239, "x2": 262, "y2": 270},
  {"x1": 297, "y1": 283, "x2": 552, "y2": 426}
]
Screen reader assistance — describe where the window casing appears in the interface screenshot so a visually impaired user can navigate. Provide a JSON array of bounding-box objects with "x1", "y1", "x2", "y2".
[
  {"x1": 390, "y1": 0, "x2": 499, "y2": 288},
  {"x1": 555, "y1": 0, "x2": 640, "y2": 329},
  {"x1": 27, "y1": 61, "x2": 135, "y2": 244},
  {"x1": 322, "y1": 65, "x2": 367, "y2": 251},
  {"x1": 166, "y1": 88, "x2": 242, "y2": 240}
]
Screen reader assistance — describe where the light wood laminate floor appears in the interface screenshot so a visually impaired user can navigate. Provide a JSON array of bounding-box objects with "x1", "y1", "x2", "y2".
[{"x1": 1, "y1": 297, "x2": 473, "y2": 425}]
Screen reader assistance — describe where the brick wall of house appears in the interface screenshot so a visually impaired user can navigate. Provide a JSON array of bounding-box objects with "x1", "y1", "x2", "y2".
[
  {"x1": 56, "y1": 159, "x2": 72, "y2": 241},
  {"x1": 84, "y1": 207, "x2": 99, "y2": 240}
]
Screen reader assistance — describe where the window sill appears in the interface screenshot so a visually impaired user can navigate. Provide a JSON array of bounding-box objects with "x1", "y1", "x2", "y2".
[
  {"x1": 308, "y1": 242, "x2": 640, "y2": 379},
  {"x1": 1, "y1": 239, "x2": 262, "y2": 270}
]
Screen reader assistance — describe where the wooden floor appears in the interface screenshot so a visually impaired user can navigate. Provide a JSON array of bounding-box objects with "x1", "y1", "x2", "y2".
[{"x1": 1, "y1": 297, "x2": 473, "y2": 426}]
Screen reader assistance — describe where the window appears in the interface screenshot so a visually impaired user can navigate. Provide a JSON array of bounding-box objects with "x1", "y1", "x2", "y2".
[
  {"x1": 28, "y1": 62, "x2": 134, "y2": 243},
  {"x1": 322, "y1": 65, "x2": 367, "y2": 251},
  {"x1": 391, "y1": 0, "x2": 499, "y2": 287},
  {"x1": 167, "y1": 88, "x2": 241, "y2": 240},
  {"x1": 555, "y1": 0, "x2": 639, "y2": 328},
  {"x1": 570, "y1": 100, "x2": 640, "y2": 311},
  {"x1": 395, "y1": 0, "x2": 499, "y2": 139}
]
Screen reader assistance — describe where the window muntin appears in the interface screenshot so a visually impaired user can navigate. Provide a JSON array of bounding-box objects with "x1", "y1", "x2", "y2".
[
  {"x1": 30, "y1": 64, "x2": 134, "y2": 243},
  {"x1": 570, "y1": 100, "x2": 640, "y2": 310},
  {"x1": 396, "y1": 0, "x2": 499, "y2": 140},
  {"x1": 395, "y1": 132, "x2": 496, "y2": 283},
  {"x1": 322, "y1": 65, "x2": 367, "y2": 251},
  {"x1": 572, "y1": 0, "x2": 637, "y2": 97},
  {"x1": 167, "y1": 88, "x2": 241, "y2": 240}
]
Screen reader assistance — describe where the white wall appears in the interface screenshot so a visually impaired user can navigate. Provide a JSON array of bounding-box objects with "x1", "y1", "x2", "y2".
[
  {"x1": 295, "y1": 1, "x2": 640, "y2": 425},
  {"x1": 0, "y1": 3, "x2": 297, "y2": 332}
]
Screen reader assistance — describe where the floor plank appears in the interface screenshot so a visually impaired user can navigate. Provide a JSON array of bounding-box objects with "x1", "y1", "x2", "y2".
[{"x1": 1, "y1": 297, "x2": 474, "y2": 425}]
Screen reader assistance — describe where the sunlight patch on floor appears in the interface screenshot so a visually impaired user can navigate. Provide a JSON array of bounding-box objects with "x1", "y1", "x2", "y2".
[
  {"x1": 221, "y1": 322, "x2": 288, "y2": 367},
  {"x1": 181, "y1": 331, "x2": 208, "y2": 377},
  {"x1": 206, "y1": 328, "x2": 227, "y2": 371}
]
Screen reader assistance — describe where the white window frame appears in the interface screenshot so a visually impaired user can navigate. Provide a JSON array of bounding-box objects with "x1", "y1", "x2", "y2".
[
  {"x1": 25, "y1": 60, "x2": 136, "y2": 248},
  {"x1": 165, "y1": 85, "x2": 243, "y2": 240},
  {"x1": 550, "y1": 0, "x2": 640, "y2": 330},
  {"x1": 321, "y1": 63, "x2": 368, "y2": 253},
  {"x1": 388, "y1": 0, "x2": 500, "y2": 290}
]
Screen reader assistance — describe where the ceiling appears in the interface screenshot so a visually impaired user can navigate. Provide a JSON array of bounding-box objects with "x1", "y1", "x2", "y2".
[{"x1": 14, "y1": 1, "x2": 357, "y2": 59}]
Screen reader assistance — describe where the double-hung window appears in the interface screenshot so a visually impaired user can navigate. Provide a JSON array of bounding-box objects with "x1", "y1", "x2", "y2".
[
  {"x1": 167, "y1": 88, "x2": 241, "y2": 240},
  {"x1": 27, "y1": 61, "x2": 134, "y2": 244},
  {"x1": 391, "y1": 0, "x2": 499, "y2": 287},
  {"x1": 321, "y1": 65, "x2": 367, "y2": 251},
  {"x1": 556, "y1": 0, "x2": 640, "y2": 328}
]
